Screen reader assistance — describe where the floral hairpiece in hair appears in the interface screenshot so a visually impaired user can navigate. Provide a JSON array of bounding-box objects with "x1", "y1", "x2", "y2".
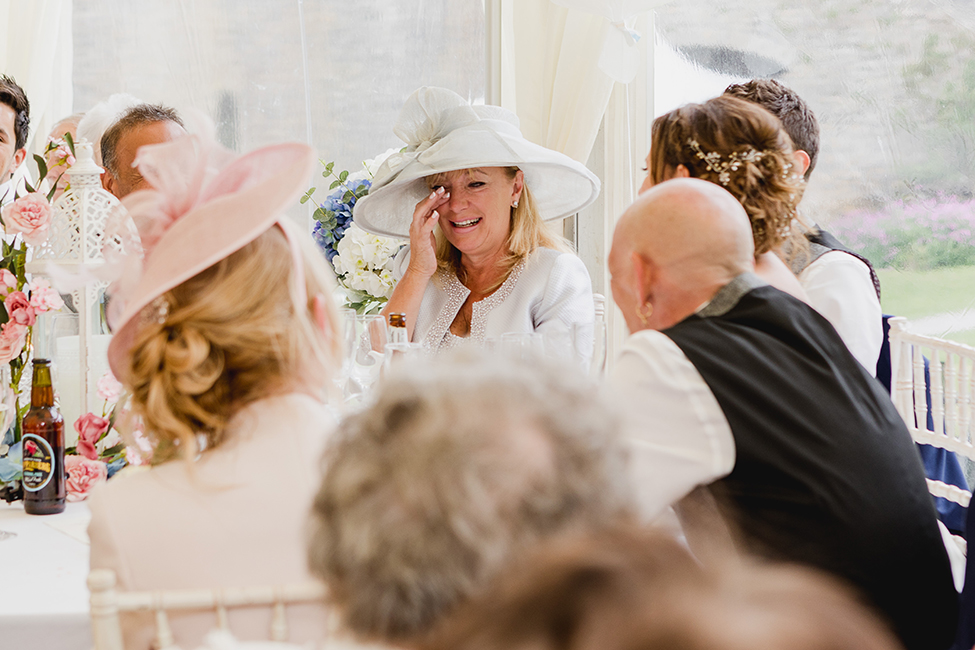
[{"x1": 687, "y1": 139, "x2": 768, "y2": 186}]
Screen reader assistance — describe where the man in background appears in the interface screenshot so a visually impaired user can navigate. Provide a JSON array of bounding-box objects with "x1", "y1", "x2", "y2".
[
  {"x1": 0, "y1": 75, "x2": 30, "y2": 205},
  {"x1": 100, "y1": 103, "x2": 184, "y2": 199},
  {"x1": 724, "y1": 79, "x2": 883, "y2": 376}
]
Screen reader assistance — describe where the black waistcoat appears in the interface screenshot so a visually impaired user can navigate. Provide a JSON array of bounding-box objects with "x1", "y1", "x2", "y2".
[
  {"x1": 663, "y1": 275, "x2": 956, "y2": 650},
  {"x1": 800, "y1": 227, "x2": 882, "y2": 299}
]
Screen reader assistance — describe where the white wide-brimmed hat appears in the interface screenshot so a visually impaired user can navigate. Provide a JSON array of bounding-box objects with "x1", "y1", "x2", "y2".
[{"x1": 353, "y1": 87, "x2": 601, "y2": 239}]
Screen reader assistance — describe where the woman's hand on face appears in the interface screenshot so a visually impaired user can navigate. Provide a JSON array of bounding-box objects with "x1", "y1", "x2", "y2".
[{"x1": 407, "y1": 186, "x2": 449, "y2": 279}]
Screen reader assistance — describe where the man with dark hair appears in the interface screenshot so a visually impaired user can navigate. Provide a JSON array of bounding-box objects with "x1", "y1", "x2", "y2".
[
  {"x1": 0, "y1": 75, "x2": 30, "y2": 204},
  {"x1": 725, "y1": 78, "x2": 820, "y2": 181},
  {"x1": 725, "y1": 79, "x2": 883, "y2": 377},
  {"x1": 100, "y1": 103, "x2": 184, "y2": 198}
]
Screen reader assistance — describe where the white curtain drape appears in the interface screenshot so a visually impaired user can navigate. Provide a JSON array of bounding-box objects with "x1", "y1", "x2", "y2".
[
  {"x1": 493, "y1": 1, "x2": 656, "y2": 367},
  {"x1": 0, "y1": 0, "x2": 73, "y2": 185},
  {"x1": 500, "y1": 0, "x2": 616, "y2": 163}
]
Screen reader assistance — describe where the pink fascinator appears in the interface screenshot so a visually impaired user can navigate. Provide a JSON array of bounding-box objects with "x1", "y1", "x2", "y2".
[{"x1": 105, "y1": 122, "x2": 315, "y2": 382}]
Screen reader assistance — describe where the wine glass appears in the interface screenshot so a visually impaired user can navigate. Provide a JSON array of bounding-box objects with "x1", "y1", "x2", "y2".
[
  {"x1": 501, "y1": 332, "x2": 544, "y2": 360},
  {"x1": 348, "y1": 314, "x2": 388, "y2": 398},
  {"x1": 0, "y1": 365, "x2": 17, "y2": 539},
  {"x1": 330, "y1": 309, "x2": 356, "y2": 398}
]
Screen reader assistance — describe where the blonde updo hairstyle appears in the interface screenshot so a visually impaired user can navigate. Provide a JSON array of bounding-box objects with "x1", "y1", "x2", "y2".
[
  {"x1": 650, "y1": 95, "x2": 807, "y2": 258},
  {"x1": 125, "y1": 226, "x2": 340, "y2": 464},
  {"x1": 428, "y1": 167, "x2": 570, "y2": 291}
]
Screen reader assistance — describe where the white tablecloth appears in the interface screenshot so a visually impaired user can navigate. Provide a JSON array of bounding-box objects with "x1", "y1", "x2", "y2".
[{"x1": 0, "y1": 500, "x2": 91, "y2": 650}]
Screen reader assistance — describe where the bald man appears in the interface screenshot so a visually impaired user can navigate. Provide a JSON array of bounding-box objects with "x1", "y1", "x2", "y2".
[{"x1": 610, "y1": 179, "x2": 956, "y2": 650}]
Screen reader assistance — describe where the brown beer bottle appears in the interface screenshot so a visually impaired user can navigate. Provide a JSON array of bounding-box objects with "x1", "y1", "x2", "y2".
[
  {"x1": 22, "y1": 358, "x2": 65, "y2": 515},
  {"x1": 388, "y1": 313, "x2": 409, "y2": 345}
]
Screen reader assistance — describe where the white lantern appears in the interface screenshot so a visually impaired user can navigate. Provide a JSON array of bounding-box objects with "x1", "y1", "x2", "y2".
[{"x1": 28, "y1": 140, "x2": 122, "y2": 439}]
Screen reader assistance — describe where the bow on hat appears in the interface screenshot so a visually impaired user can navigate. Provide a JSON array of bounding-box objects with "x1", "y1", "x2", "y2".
[{"x1": 374, "y1": 88, "x2": 523, "y2": 189}]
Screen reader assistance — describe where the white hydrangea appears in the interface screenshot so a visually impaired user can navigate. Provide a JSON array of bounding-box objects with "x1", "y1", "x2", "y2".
[{"x1": 333, "y1": 223, "x2": 401, "y2": 300}]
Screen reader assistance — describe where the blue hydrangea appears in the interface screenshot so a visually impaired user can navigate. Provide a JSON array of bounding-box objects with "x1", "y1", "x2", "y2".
[
  {"x1": 0, "y1": 441, "x2": 22, "y2": 483},
  {"x1": 312, "y1": 178, "x2": 372, "y2": 267},
  {"x1": 106, "y1": 456, "x2": 127, "y2": 479}
]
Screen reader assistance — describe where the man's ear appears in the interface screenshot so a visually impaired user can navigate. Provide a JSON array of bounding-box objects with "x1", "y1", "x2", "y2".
[
  {"x1": 792, "y1": 150, "x2": 810, "y2": 177},
  {"x1": 3, "y1": 148, "x2": 26, "y2": 181},
  {"x1": 630, "y1": 250, "x2": 655, "y2": 303},
  {"x1": 102, "y1": 171, "x2": 117, "y2": 197}
]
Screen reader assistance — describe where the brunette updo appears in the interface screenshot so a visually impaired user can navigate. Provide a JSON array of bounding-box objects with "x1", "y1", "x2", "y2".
[
  {"x1": 125, "y1": 226, "x2": 339, "y2": 464},
  {"x1": 649, "y1": 95, "x2": 806, "y2": 257}
]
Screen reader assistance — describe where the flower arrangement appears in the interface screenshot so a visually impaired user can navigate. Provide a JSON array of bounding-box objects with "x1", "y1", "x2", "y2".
[
  {"x1": 60, "y1": 370, "x2": 141, "y2": 501},
  {"x1": 41, "y1": 133, "x2": 76, "y2": 201},
  {"x1": 303, "y1": 150, "x2": 404, "y2": 314},
  {"x1": 832, "y1": 195, "x2": 975, "y2": 270},
  {"x1": 0, "y1": 133, "x2": 140, "y2": 503}
]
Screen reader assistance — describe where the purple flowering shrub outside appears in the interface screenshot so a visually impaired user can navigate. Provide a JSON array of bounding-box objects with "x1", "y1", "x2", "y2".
[{"x1": 831, "y1": 196, "x2": 975, "y2": 270}]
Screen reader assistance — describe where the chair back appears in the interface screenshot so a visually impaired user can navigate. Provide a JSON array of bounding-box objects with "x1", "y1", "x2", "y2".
[
  {"x1": 889, "y1": 316, "x2": 975, "y2": 506},
  {"x1": 88, "y1": 569, "x2": 328, "y2": 650}
]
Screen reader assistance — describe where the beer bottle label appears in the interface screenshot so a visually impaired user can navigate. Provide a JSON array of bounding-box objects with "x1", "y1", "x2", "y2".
[{"x1": 21, "y1": 433, "x2": 56, "y2": 492}]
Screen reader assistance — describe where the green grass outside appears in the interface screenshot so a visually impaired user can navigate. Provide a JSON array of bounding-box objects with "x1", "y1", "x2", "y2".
[
  {"x1": 876, "y1": 265, "x2": 975, "y2": 346},
  {"x1": 877, "y1": 266, "x2": 975, "y2": 319}
]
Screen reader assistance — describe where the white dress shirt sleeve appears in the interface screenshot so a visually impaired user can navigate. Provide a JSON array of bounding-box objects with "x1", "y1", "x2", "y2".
[
  {"x1": 799, "y1": 251, "x2": 883, "y2": 377},
  {"x1": 609, "y1": 330, "x2": 736, "y2": 523}
]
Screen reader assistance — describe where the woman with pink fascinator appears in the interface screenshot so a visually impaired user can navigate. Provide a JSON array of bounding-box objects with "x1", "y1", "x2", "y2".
[{"x1": 86, "y1": 125, "x2": 341, "y2": 649}]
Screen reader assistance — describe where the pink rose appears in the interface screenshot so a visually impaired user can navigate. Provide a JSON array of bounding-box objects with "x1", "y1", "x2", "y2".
[
  {"x1": 65, "y1": 455, "x2": 107, "y2": 501},
  {"x1": 96, "y1": 371, "x2": 123, "y2": 403},
  {"x1": 24, "y1": 439, "x2": 38, "y2": 456},
  {"x1": 28, "y1": 279, "x2": 64, "y2": 313},
  {"x1": 0, "y1": 269, "x2": 18, "y2": 297},
  {"x1": 4, "y1": 290, "x2": 35, "y2": 326},
  {"x1": 2, "y1": 192, "x2": 52, "y2": 245},
  {"x1": 75, "y1": 413, "x2": 110, "y2": 461},
  {"x1": 0, "y1": 321, "x2": 27, "y2": 364}
]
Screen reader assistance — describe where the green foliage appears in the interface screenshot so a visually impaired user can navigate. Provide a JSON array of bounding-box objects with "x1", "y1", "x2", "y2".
[{"x1": 899, "y1": 32, "x2": 975, "y2": 194}]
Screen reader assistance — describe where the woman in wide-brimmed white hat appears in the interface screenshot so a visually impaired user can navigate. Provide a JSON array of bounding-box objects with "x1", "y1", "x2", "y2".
[{"x1": 354, "y1": 87, "x2": 600, "y2": 354}]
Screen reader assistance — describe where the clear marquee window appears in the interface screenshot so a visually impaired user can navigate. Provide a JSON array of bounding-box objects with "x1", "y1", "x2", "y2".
[
  {"x1": 653, "y1": 0, "x2": 975, "y2": 345},
  {"x1": 8, "y1": 0, "x2": 975, "y2": 343}
]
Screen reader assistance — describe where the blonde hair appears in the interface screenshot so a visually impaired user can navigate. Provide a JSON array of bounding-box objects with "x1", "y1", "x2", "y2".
[
  {"x1": 125, "y1": 226, "x2": 339, "y2": 464},
  {"x1": 428, "y1": 167, "x2": 570, "y2": 291},
  {"x1": 650, "y1": 96, "x2": 808, "y2": 259}
]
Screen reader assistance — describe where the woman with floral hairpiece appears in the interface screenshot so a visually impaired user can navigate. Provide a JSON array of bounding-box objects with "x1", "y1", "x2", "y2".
[
  {"x1": 641, "y1": 95, "x2": 809, "y2": 300},
  {"x1": 86, "y1": 128, "x2": 341, "y2": 649},
  {"x1": 353, "y1": 87, "x2": 600, "y2": 356}
]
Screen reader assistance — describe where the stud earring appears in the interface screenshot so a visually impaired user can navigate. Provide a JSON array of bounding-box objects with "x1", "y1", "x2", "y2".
[{"x1": 512, "y1": 200, "x2": 519, "y2": 209}]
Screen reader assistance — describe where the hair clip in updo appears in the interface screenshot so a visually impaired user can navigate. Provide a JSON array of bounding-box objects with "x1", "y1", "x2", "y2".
[
  {"x1": 687, "y1": 139, "x2": 766, "y2": 186},
  {"x1": 143, "y1": 295, "x2": 170, "y2": 326}
]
